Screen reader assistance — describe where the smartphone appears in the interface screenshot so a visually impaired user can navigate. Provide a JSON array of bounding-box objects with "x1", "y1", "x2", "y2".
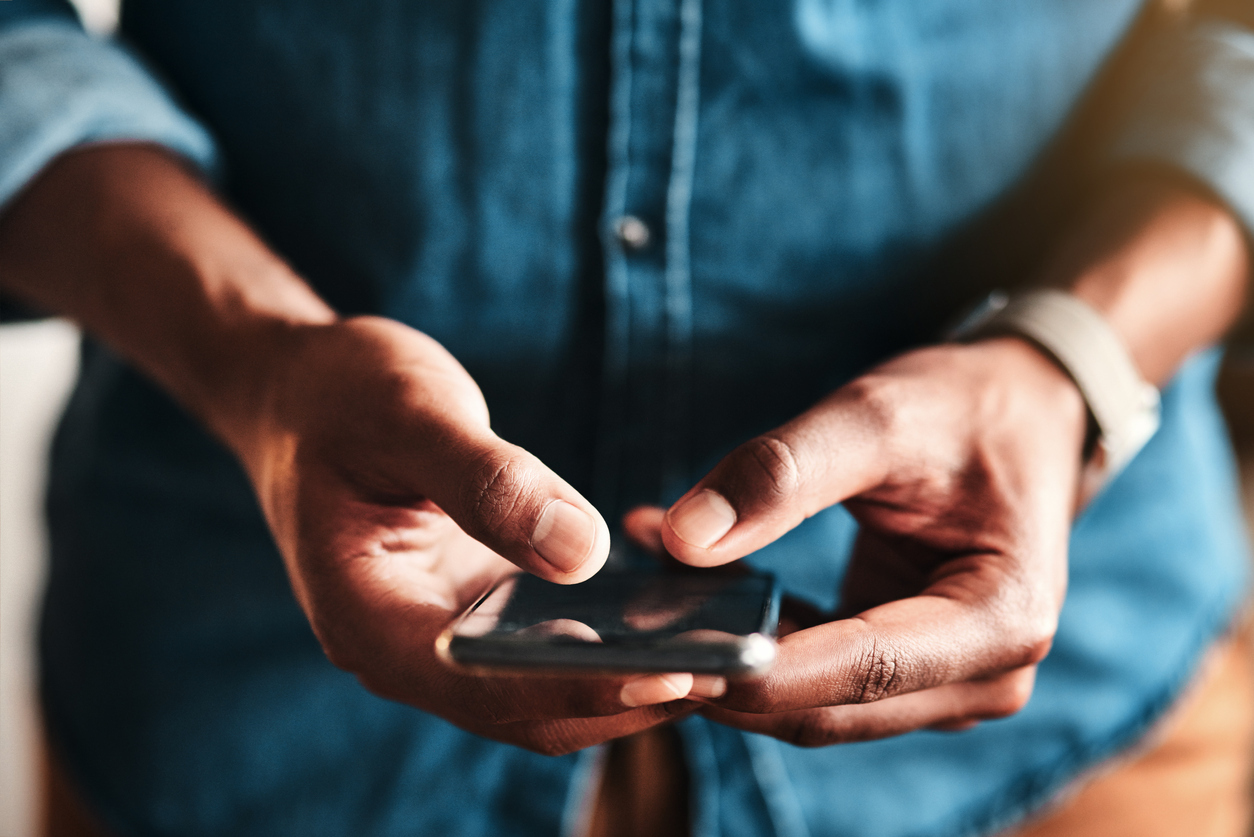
[{"x1": 436, "y1": 568, "x2": 781, "y2": 677}]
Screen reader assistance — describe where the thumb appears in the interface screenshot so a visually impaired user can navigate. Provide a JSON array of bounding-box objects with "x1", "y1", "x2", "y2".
[
  {"x1": 661, "y1": 394, "x2": 888, "y2": 567},
  {"x1": 415, "y1": 427, "x2": 611, "y2": 583}
]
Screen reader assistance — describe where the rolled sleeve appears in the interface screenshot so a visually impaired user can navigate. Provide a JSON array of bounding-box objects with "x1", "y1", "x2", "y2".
[
  {"x1": 1106, "y1": 17, "x2": 1254, "y2": 236},
  {"x1": 0, "y1": 19, "x2": 218, "y2": 211}
]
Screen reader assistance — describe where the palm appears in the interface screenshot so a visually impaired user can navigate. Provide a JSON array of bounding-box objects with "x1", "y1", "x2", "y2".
[{"x1": 238, "y1": 317, "x2": 694, "y2": 754}]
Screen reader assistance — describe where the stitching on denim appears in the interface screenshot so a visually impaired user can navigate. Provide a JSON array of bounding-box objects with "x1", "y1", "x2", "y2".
[
  {"x1": 561, "y1": 744, "x2": 609, "y2": 837},
  {"x1": 660, "y1": 0, "x2": 702, "y2": 501},
  {"x1": 546, "y1": 0, "x2": 577, "y2": 287},
  {"x1": 743, "y1": 732, "x2": 815, "y2": 837},
  {"x1": 592, "y1": 0, "x2": 639, "y2": 512},
  {"x1": 678, "y1": 716, "x2": 725, "y2": 837}
]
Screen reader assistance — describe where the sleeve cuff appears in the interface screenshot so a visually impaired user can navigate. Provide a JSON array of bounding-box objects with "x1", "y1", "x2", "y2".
[
  {"x1": 1105, "y1": 19, "x2": 1254, "y2": 238},
  {"x1": 0, "y1": 19, "x2": 218, "y2": 211}
]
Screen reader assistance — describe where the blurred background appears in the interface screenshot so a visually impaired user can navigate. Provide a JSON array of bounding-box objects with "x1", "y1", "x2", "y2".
[
  {"x1": 1, "y1": 1, "x2": 1252, "y2": 836},
  {"x1": 1, "y1": 320, "x2": 78, "y2": 837}
]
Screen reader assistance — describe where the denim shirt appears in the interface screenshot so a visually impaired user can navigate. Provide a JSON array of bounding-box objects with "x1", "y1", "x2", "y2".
[{"x1": 2, "y1": 2, "x2": 1254, "y2": 836}]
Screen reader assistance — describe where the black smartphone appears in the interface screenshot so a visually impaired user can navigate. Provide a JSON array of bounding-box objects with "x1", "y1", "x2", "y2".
[{"x1": 436, "y1": 568, "x2": 781, "y2": 677}]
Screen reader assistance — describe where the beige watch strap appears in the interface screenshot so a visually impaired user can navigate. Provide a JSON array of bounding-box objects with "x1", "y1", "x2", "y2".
[{"x1": 953, "y1": 289, "x2": 1161, "y2": 483}]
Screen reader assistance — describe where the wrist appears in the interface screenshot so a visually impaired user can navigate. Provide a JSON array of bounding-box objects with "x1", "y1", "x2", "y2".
[
  {"x1": 0, "y1": 144, "x2": 339, "y2": 466},
  {"x1": 966, "y1": 335, "x2": 1089, "y2": 454},
  {"x1": 174, "y1": 304, "x2": 337, "y2": 472},
  {"x1": 1045, "y1": 175, "x2": 1248, "y2": 385},
  {"x1": 91, "y1": 164, "x2": 337, "y2": 465},
  {"x1": 951, "y1": 289, "x2": 1160, "y2": 488}
]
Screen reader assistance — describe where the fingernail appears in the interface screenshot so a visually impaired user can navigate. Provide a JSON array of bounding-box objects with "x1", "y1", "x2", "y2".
[
  {"x1": 620, "y1": 673, "x2": 694, "y2": 707},
  {"x1": 532, "y1": 500, "x2": 596, "y2": 572},
  {"x1": 667, "y1": 490, "x2": 736, "y2": 549},
  {"x1": 690, "y1": 675, "x2": 727, "y2": 699}
]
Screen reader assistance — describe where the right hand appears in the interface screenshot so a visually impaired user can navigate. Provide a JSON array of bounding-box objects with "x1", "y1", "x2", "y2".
[
  {"x1": 0, "y1": 145, "x2": 702, "y2": 753},
  {"x1": 235, "y1": 315, "x2": 697, "y2": 754}
]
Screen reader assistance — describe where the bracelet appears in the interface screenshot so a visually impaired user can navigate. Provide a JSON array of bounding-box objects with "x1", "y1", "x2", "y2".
[{"x1": 950, "y1": 289, "x2": 1161, "y2": 486}]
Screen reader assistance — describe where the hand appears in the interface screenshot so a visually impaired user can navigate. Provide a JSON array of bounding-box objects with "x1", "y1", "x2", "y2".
[
  {"x1": 239, "y1": 315, "x2": 699, "y2": 754},
  {"x1": 640, "y1": 337, "x2": 1087, "y2": 744},
  {"x1": 0, "y1": 147, "x2": 702, "y2": 755}
]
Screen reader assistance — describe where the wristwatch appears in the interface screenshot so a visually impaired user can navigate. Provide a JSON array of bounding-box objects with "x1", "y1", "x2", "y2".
[{"x1": 949, "y1": 289, "x2": 1161, "y2": 487}]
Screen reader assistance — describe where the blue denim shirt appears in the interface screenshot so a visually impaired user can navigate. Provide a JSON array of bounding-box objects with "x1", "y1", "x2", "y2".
[{"x1": 3, "y1": 2, "x2": 1254, "y2": 836}]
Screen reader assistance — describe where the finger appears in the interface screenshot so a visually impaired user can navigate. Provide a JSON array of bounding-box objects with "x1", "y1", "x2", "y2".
[
  {"x1": 621, "y1": 505, "x2": 709, "y2": 573},
  {"x1": 660, "y1": 388, "x2": 888, "y2": 567},
  {"x1": 691, "y1": 674, "x2": 729, "y2": 699},
  {"x1": 711, "y1": 581, "x2": 1054, "y2": 714},
  {"x1": 625, "y1": 503, "x2": 780, "y2": 576},
  {"x1": 402, "y1": 424, "x2": 611, "y2": 583},
  {"x1": 700, "y1": 666, "x2": 1036, "y2": 746},
  {"x1": 357, "y1": 614, "x2": 700, "y2": 724},
  {"x1": 620, "y1": 673, "x2": 694, "y2": 707},
  {"x1": 371, "y1": 659, "x2": 694, "y2": 724},
  {"x1": 501, "y1": 700, "x2": 697, "y2": 757},
  {"x1": 622, "y1": 505, "x2": 667, "y2": 555},
  {"x1": 929, "y1": 719, "x2": 981, "y2": 732},
  {"x1": 304, "y1": 519, "x2": 694, "y2": 724},
  {"x1": 462, "y1": 672, "x2": 694, "y2": 723}
]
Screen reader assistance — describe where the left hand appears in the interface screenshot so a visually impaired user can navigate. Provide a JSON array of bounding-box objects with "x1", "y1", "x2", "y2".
[{"x1": 626, "y1": 336, "x2": 1087, "y2": 744}]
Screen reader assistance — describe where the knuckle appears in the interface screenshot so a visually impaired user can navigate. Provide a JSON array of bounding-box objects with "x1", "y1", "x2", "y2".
[
  {"x1": 739, "y1": 435, "x2": 803, "y2": 503},
  {"x1": 461, "y1": 449, "x2": 534, "y2": 532},
  {"x1": 1021, "y1": 631, "x2": 1055, "y2": 666},
  {"x1": 988, "y1": 582, "x2": 1059, "y2": 669},
  {"x1": 1006, "y1": 610, "x2": 1057, "y2": 668},
  {"x1": 852, "y1": 640, "x2": 901, "y2": 704},
  {"x1": 986, "y1": 671, "x2": 1036, "y2": 718},
  {"x1": 843, "y1": 375, "x2": 900, "y2": 437}
]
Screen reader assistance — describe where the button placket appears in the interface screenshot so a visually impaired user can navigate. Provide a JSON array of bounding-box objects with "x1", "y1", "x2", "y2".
[
  {"x1": 659, "y1": 0, "x2": 703, "y2": 502},
  {"x1": 595, "y1": 0, "x2": 696, "y2": 519}
]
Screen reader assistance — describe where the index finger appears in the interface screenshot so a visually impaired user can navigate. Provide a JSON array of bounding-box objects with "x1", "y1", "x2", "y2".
[{"x1": 660, "y1": 387, "x2": 889, "y2": 567}]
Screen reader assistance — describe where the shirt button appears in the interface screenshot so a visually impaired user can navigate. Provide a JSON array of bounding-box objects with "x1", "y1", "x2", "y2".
[{"x1": 614, "y1": 215, "x2": 651, "y2": 250}]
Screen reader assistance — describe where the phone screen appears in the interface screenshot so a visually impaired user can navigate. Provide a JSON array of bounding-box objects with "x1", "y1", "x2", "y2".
[{"x1": 437, "y1": 569, "x2": 780, "y2": 677}]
